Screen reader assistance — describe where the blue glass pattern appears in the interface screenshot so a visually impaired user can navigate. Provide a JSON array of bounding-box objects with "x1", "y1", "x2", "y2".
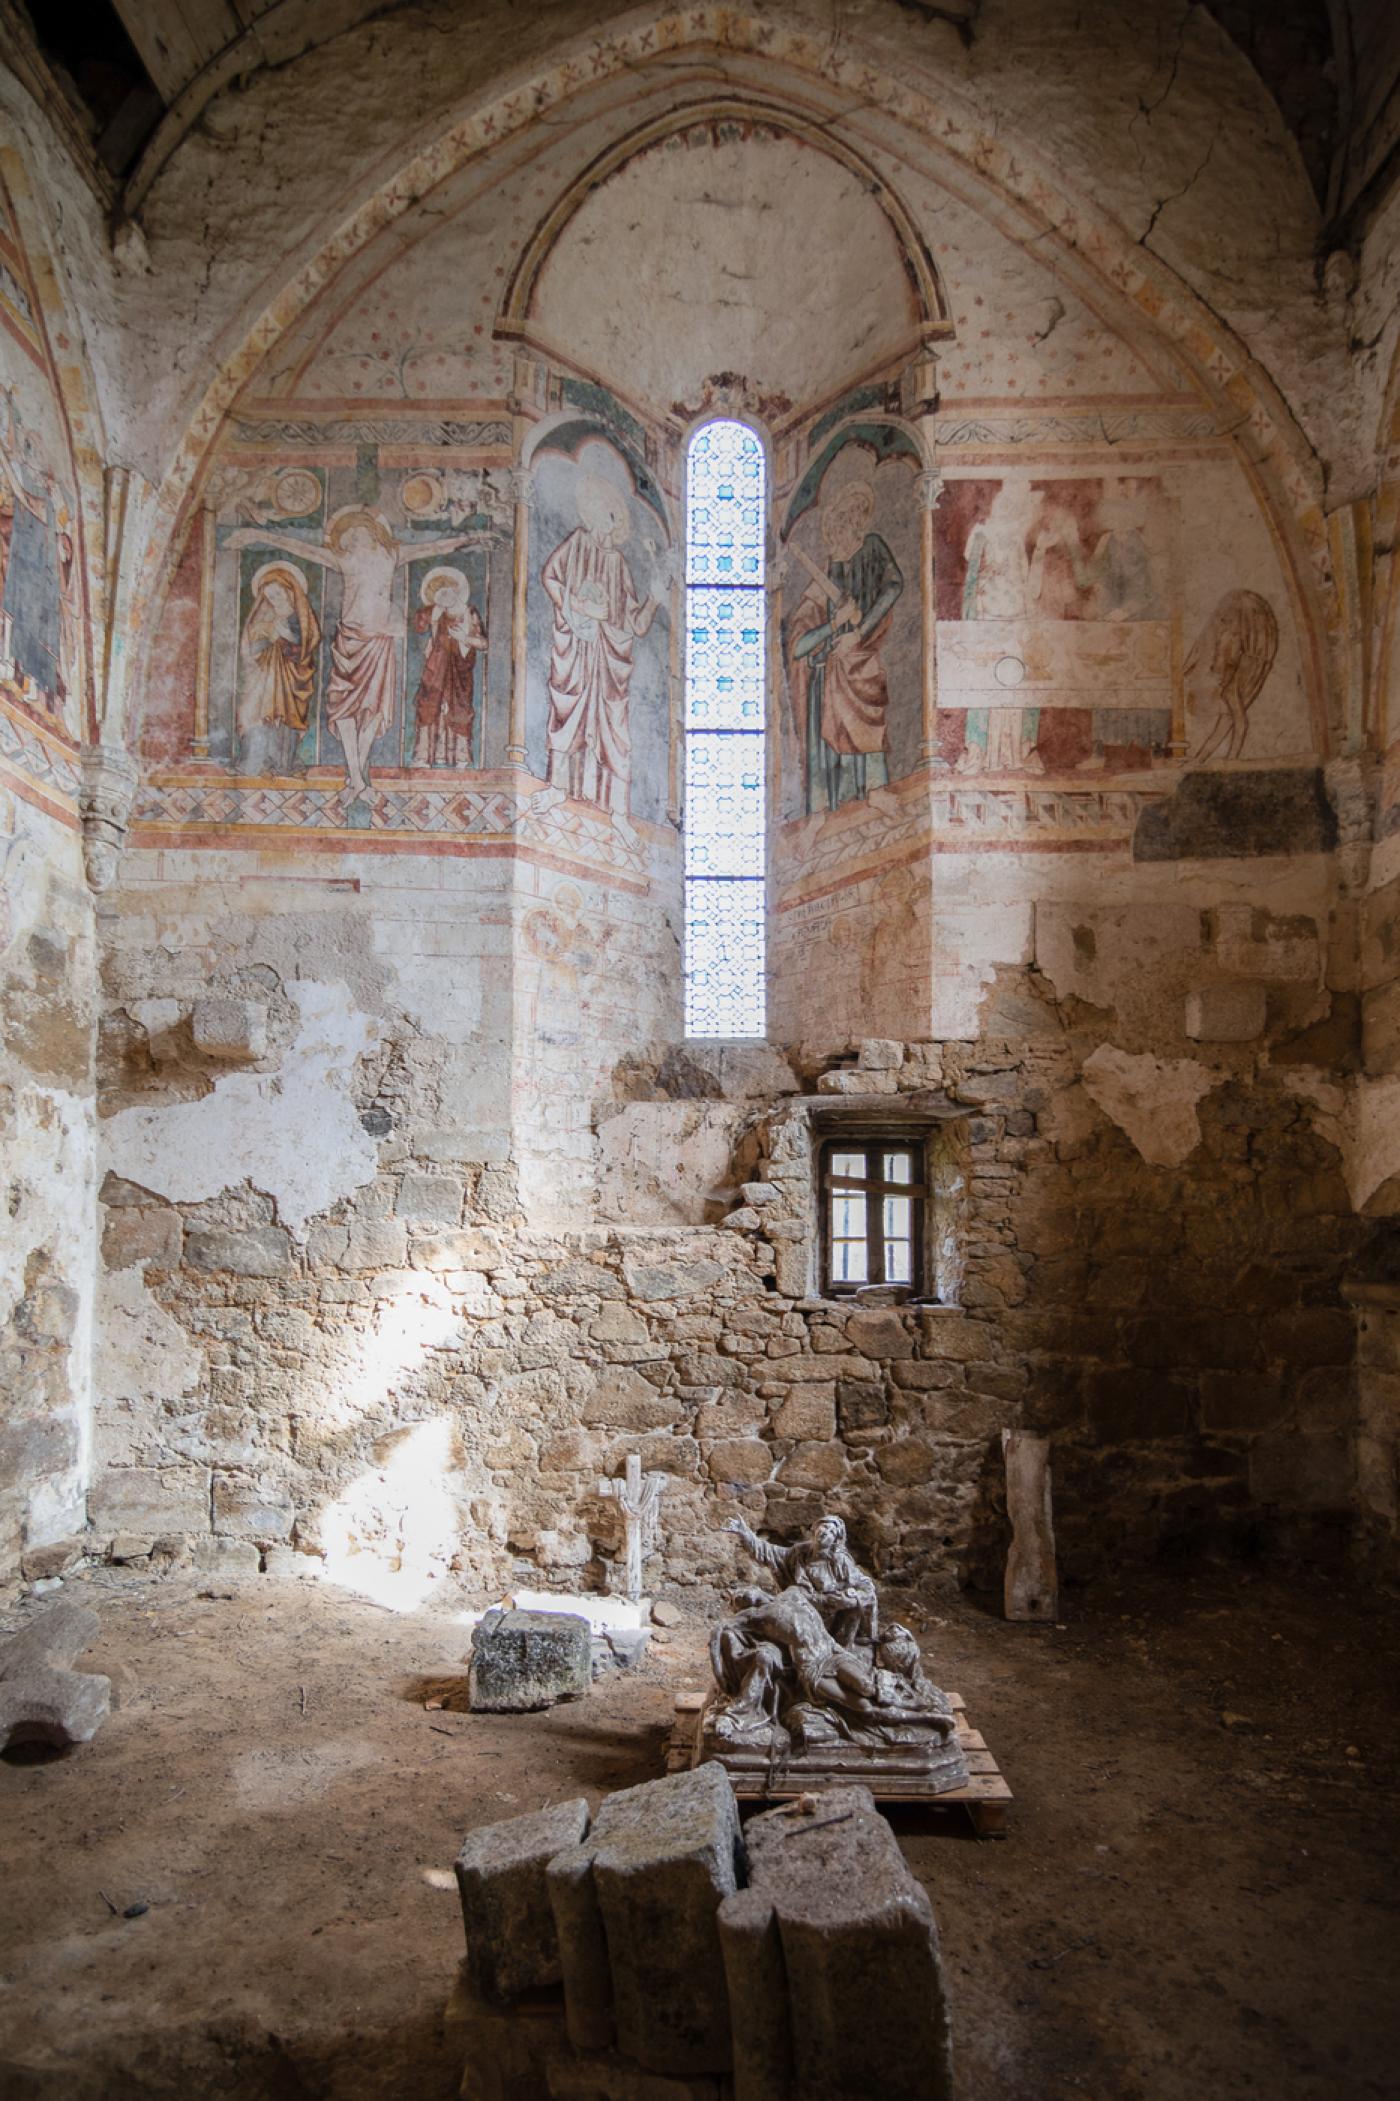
[
  {"x1": 684, "y1": 592, "x2": 765, "y2": 728},
  {"x1": 684, "y1": 419, "x2": 766, "y2": 1039},
  {"x1": 686, "y1": 420, "x2": 765, "y2": 586},
  {"x1": 685, "y1": 731, "x2": 764, "y2": 878},
  {"x1": 684, "y1": 876, "x2": 766, "y2": 1038}
]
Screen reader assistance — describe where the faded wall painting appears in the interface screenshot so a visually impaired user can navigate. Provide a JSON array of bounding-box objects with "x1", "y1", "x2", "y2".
[
  {"x1": 199, "y1": 447, "x2": 511, "y2": 803},
  {"x1": 779, "y1": 425, "x2": 921, "y2": 818},
  {"x1": 0, "y1": 181, "x2": 85, "y2": 741},
  {"x1": 935, "y1": 473, "x2": 1177, "y2": 776},
  {"x1": 525, "y1": 425, "x2": 672, "y2": 826}
]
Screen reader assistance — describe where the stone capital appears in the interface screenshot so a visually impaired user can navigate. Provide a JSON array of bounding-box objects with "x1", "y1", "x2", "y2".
[{"x1": 79, "y1": 742, "x2": 139, "y2": 892}]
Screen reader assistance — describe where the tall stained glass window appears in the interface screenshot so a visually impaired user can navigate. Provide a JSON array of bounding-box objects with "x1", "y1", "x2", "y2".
[{"x1": 684, "y1": 420, "x2": 766, "y2": 1038}]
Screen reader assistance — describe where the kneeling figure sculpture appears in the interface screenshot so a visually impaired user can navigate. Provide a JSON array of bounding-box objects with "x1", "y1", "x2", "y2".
[{"x1": 700, "y1": 1515, "x2": 969, "y2": 1795}]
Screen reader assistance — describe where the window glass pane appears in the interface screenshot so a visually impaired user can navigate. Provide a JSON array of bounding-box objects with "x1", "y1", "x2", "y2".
[
  {"x1": 884, "y1": 1151, "x2": 913, "y2": 1183},
  {"x1": 686, "y1": 421, "x2": 765, "y2": 585},
  {"x1": 684, "y1": 731, "x2": 764, "y2": 877},
  {"x1": 685, "y1": 420, "x2": 765, "y2": 1040},
  {"x1": 831, "y1": 1238, "x2": 869, "y2": 1284},
  {"x1": 830, "y1": 1151, "x2": 865, "y2": 1179},
  {"x1": 685, "y1": 590, "x2": 765, "y2": 729},
  {"x1": 832, "y1": 1192, "x2": 867, "y2": 1240},
  {"x1": 684, "y1": 877, "x2": 764, "y2": 1038},
  {"x1": 883, "y1": 1195, "x2": 911, "y2": 1241},
  {"x1": 884, "y1": 1239, "x2": 912, "y2": 1284}
]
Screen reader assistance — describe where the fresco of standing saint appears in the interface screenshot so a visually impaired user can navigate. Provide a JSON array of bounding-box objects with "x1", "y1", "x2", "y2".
[
  {"x1": 786, "y1": 481, "x2": 904, "y2": 813},
  {"x1": 410, "y1": 568, "x2": 486, "y2": 768},
  {"x1": 540, "y1": 473, "x2": 657, "y2": 814},
  {"x1": 957, "y1": 480, "x2": 1045, "y2": 776},
  {"x1": 236, "y1": 560, "x2": 321, "y2": 776},
  {"x1": 227, "y1": 507, "x2": 470, "y2": 797}
]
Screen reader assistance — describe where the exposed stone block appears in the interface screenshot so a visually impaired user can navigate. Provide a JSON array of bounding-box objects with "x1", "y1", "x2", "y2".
[
  {"x1": 837, "y1": 1378, "x2": 889, "y2": 1432},
  {"x1": 191, "y1": 998, "x2": 267, "y2": 1061},
  {"x1": 547, "y1": 1762, "x2": 743, "y2": 2072},
  {"x1": 1249, "y1": 1431, "x2": 1353, "y2": 1509},
  {"x1": 706, "y1": 1438, "x2": 773, "y2": 1485},
  {"x1": 395, "y1": 1173, "x2": 466, "y2": 1226},
  {"x1": 90, "y1": 1464, "x2": 211, "y2": 1536},
  {"x1": 185, "y1": 1226, "x2": 295, "y2": 1277},
  {"x1": 1185, "y1": 983, "x2": 1267, "y2": 1042},
  {"x1": 581, "y1": 1368, "x2": 677, "y2": 1431},
  {"x1": 769, "y1": 1388, "x2": 836, "y2": 1441},
  {"x1": 101, "y1": 1205, "x2": 182, "y2": 1271},
  {"x1": 844, "y1": 1310, "x2": 915, "y2": 1360},
  {"x1": 623, "y1": 1260, "x2": 727, "y2": 1301},
  {"x1": 0, "y1": 1601, "x2": 111, "y2": 1752},
  {"x1": 874, "y1": 1440, "x2": 938, "y2": 1485},
  {"x1": 414, "y1": 1226, "x2": 496, "y2": 1271},
  {"x1": 211, "y1": 1474, "x2": 294, "y2": 1539},
  {"x1": 469, "y1": 1609, "x2": 592, "y2": 1712},
  {"x1": 718, "y1": 1784, "x2": 952, "y2": 2101},
  {"x1": 777, "y1": 1442, "x2": 847, "y2": 1490},
  {"x1": 855, "y1": 1039, "x2": 903, "y2": 1071},
  {"x1": 1199, "y1": 1370, "x2": 1288, "y2": 1433},
  {"x1": 456, "y1": 1796, "x2": 591, "y2": 2004}
]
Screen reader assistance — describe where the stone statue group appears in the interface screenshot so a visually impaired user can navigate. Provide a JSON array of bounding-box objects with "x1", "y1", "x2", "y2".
[{"x1": 705, "y1": 1513, "x2": 968, "y2": 1790}]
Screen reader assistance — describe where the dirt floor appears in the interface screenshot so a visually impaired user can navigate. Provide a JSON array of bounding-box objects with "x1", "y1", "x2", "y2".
[{"x1": 1, "y1": 1559, "x2": 1398, "y2": 2101}]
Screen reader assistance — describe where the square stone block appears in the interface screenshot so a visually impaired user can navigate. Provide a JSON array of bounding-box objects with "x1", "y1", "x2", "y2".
[{"x1": 468, "y1": 1609, "x2": 592, "y2": 1713}]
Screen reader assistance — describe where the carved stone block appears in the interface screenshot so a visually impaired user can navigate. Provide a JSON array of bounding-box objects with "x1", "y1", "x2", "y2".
[
  {"x1": 468, "y1": 1609, "x2": 591, "y2": 1712},
  {"x1": 718, "y1": 1785, "x2": 953, "y2": 2101},
  {"x1": 0, "y1": 1600, "x2": 111, "y2": 1751},
  {"x1": 547, "y1": 1762, "x2": 744, "y2": 2074},
  {"x1": 456, "y1": 1796, "x2": 591, "y2": 2004}
]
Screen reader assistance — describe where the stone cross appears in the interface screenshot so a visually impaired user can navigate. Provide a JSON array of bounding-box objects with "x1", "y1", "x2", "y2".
[{"x1": 598, "y1": 1452, "x2": 666, "y2": 1601}]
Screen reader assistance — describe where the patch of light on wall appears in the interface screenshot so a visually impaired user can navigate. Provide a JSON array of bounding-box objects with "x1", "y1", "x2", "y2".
[{"x1": 684, "y1": 419, "x2": 766, "y2": 1040}]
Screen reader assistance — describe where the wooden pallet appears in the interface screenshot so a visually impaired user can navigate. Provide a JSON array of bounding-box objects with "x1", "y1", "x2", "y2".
[{"x1": 664, "y1": 1689, "x2": 1012, "y2": 1837}]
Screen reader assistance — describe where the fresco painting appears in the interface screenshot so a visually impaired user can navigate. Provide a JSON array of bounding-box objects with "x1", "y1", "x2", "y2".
[
  {"x1": 525, "y1": 428, "x2": 671, "y2": 826},
  {"x1": 0, "y1": 193, "x2": 84, "y2": 736},
  {"x1": 202, "y1": 459, "x2": 506, "y2": 797},
  {"x1": 780, "y1": 425, "x2": 921, "y2": 817},
  {"x1": 934, "y1": 474, "x2": 1176, "y2": 777}
]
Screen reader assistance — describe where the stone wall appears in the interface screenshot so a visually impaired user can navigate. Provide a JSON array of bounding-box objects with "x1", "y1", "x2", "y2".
[
  {"x1": 0, "y1": 802, "x2": 96, "y2": 1573},
  {"x1": 89, "y1": 867, "x2": 1372, "y2": 1598}
]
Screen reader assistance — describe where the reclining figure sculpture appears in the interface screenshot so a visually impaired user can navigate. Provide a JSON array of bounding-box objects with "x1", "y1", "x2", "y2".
[{"x1": 700, "y1": 1514, "x2": 970, "y2": 1794}]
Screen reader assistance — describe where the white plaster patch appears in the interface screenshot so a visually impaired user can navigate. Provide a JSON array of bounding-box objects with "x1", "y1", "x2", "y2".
[
  {"x1": 95, "y1": 1265, "x2": 203, "y2": 1406},
  {"x1": 1285, "y1": 1069, "x2": 1400, "y2": 1212},
  {"x1": 1081, "y1": 1044, "x2": 1219, "y2": 1168},
  {"x1": 3, "y1": 1084, "x2": 97, "y2": 1542},
  {"x1": 101, "y1": 979, "x2": 378, "y2": 1239},
  {"x1": 595, "y1": 1103, "x2": 747, "y2": 1225},
  {"x1": 931, "y1": 903, "x2": 1035, "y2": 1039}
]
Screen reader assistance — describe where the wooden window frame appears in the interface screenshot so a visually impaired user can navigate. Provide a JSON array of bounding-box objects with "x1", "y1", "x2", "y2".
[{"x1": 819, "y1": 1133, "x2": 929, "y2": 1297}]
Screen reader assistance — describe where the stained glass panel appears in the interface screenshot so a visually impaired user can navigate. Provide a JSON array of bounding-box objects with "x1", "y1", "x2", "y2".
[
  {"x1": 684, "y1": 732, "x2": 764, "y2": 877},
  {"x1": 684, "y1": 877, "x2": 766, "y2": 1038},
  {"x1": 684, "y1": 419, "x2": 767, "y2": 1040},
  {"x1": 685, "y1": 591, "x2": 765, "y2": 728},
  {"x1": 686, "y1": 420, "x2": 765, "y2": 586}
]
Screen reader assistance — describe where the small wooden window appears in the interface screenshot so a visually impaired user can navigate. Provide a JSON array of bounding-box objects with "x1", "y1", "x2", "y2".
[{"x1": 820, "y1": 1138, "x2": 926, "y2": 1294}]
